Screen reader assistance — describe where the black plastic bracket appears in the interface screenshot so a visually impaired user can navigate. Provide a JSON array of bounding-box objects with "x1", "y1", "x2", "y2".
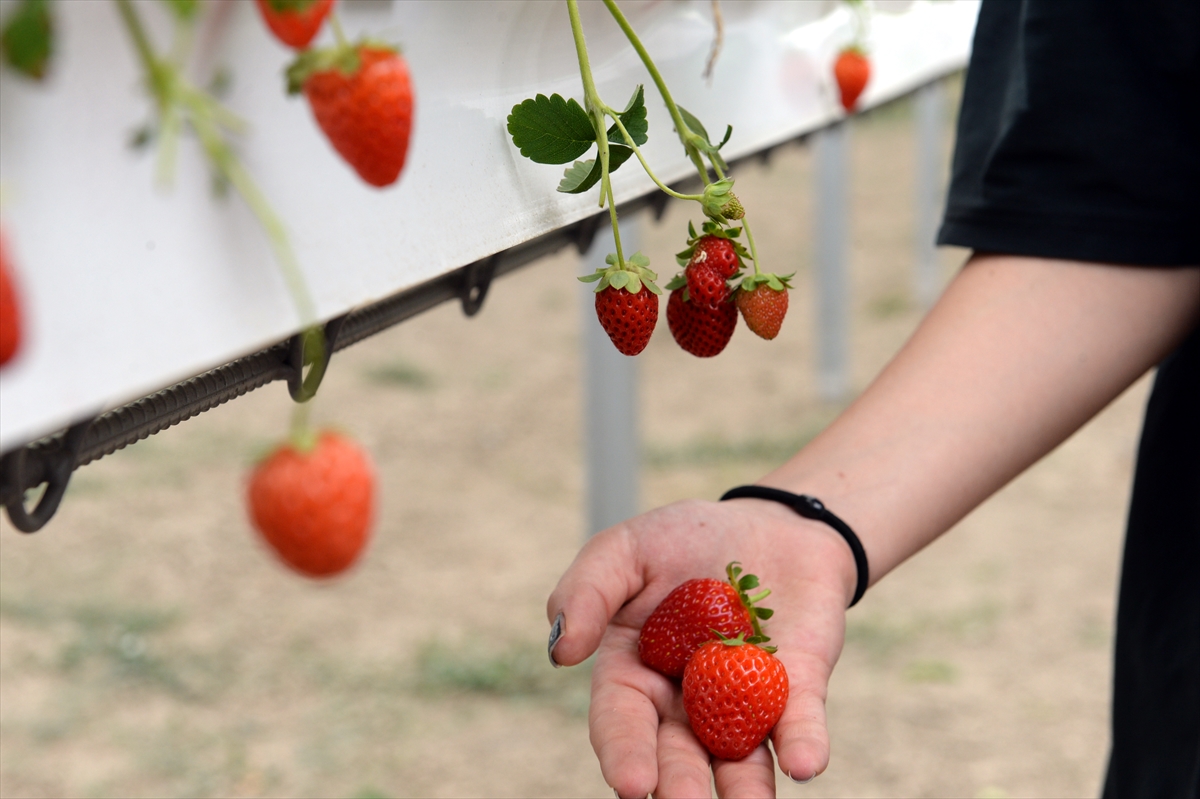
[
  {"x1": 459, "y1": 255, "x2": 497, "y2": 317},
  {"x1": 1, "y1": 418, "x2": 93, "y2": 533}
]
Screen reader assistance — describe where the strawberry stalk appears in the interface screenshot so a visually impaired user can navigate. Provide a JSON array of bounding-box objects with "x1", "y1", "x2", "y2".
[{"x1": 115, "y1": 0, "x2": 326, "y2": 439}]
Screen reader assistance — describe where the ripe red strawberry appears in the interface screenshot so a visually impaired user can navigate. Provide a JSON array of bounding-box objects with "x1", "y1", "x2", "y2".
[
  {"x1": 683, "y1": 635, "x2": 790, "y2": 761},
  {"x1": 685, "y1": 259, "x2": 731, "y2": 307},
  {"x1": 690, "y1": 235, "x2": 740, "y2": 279},
  {"x1": 289, "y1": 45, "x2": 414, "y2": 188},
  {"x1": 595, "y1": 285, "x2": 658, "y2": 356},
  {"x1": 247, "y1": 430, "x2": 375, "y2": 578},
  {"x1": 834, "y1": 47, "x2": 870, "y2": 112},
  {"x1": 0, "y1": 231, "x2": 23, "y2": 367},
  {"x1": 667, "y1": 287, "x2": 737, "y2": 358},
  {"x1": 639, "y1": 562, "x2": 773, "y2": 679},
  {"x1": 735, "y1": 273, "x2": 793, "y2": 340},
  {"x1": 255, "y1": 0, "x2": 336, "y2": 50}
]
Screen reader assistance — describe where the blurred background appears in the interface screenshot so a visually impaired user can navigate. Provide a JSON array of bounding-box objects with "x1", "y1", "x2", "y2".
[{"x1": 0, "y1": 81, "x2": 1146, "y2": 798}]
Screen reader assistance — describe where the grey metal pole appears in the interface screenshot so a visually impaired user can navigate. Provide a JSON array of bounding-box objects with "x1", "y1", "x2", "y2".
[
  {"x1": 813, "y1": 120, "x2": 851, "y2": 402},
  {"x1": 581, "y1": 214, "x2": 641, "y2": 537},
  {"x1": 914, "y1": 79, "x2": 948, "y2": 310}
]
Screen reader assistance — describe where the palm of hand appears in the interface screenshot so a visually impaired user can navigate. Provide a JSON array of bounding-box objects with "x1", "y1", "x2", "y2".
[{"x1": 548, "y1": 498, "x2": 855, "y2": 798}]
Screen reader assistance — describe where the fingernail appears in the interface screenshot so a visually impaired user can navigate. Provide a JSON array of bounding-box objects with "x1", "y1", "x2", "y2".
[
  {"x1": 548, "y1": 612, "x2": 565, "y2": 668},
  {"x1": 613, "y1": 791, "x2": 649, "y2": 799},
  {"x1": 788, "y1": 771, "x2": 815, "y2": 784}
]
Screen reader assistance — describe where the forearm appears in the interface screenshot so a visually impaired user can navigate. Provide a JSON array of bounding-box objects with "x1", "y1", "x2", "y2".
[{"x1": 762, "y1": 254, "x2": 1200, "y2": 591}]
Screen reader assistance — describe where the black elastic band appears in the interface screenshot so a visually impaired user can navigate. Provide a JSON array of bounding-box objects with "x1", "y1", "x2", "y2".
[{"x1": 719, "y1": 485, "x2": 870, "y2": 608}]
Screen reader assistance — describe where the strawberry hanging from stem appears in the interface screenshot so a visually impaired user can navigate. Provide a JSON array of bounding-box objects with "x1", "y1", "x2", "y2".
[{"x1": 287, "y1": 17, "x2": 414, "y2": 189}]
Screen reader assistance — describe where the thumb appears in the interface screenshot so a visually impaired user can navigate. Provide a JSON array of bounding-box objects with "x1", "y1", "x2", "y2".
[{"x1": 546, "y1": 524, "x2": 644, "y2": 667}]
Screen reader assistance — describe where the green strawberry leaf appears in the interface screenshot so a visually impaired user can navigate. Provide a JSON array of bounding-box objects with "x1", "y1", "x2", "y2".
[
  {"x1": 665, "y1": 273, "x2": 687, "y2": 291},
  {"x1": 1, "y1": 0, "x2": 52, "y2": 81},
  {"x1": 557, "y1": 144, "x2": 634, "y2": 194},
  {"x1": 160, "y1": 0, "x2": 201, "y2": 21},
  {"x1": 628, "y1": 251, "x2": 651, "y2": 269},
  {"x1": 607, "y1": 85, "x2": 648, "y2": 148},
  {"x1": 678, "y1": 105, "x2": 710, "y2": 144},
  {"x1": 508, "y1": 94, "x2": 597, "y2": 165},
  {"x1": 578, "y1": 270, "x2": 605, "y2": 283},
  {"x1": 754, "y1": 607, "x2": 775, "y2": 620},
  {"x1": 609, "y1": 271, "x2": 630, "y2": 290}
]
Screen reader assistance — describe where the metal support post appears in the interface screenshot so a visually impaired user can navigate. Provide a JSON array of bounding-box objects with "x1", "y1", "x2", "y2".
[
  {"x1": 914, "y1": 79, "x2": 948, "y2": 310},
  {"x1": 581, "y1": 215, "x2": 641, "y2": 537},
  {"x1": 813, "y1": 120, "x2": 851, "y2": 402}
]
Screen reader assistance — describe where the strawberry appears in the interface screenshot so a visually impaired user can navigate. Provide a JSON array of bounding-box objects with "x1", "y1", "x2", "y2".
[
  {"x1": 595, "y1": 285, "x2": 658, "y2": 356},
  {"x1": 288, "y1": 44, "x2": 414, "y2": 188},
  {"x1": 833, "y1": 47, "x2": 870, "y2": 112},
  {"x1": 684, "y1": 259, "x2": 731, "y2": 307},
  {"x1": 666, "y1": 287, "x2": 737, "y2": 358},
  {"x1": 638, "y1": 562, "x2": 774, "y2": 679},
  {"x1": 247, "y1": 429, "x2": 375, "y2": 578},
  {"x1": 0, "y1": 231, "x2": 23, "y2": 367},
  {"x1": 580, "y1": 251, "x2": 662, "y2": 356},
  {"x1": 683, "y1": 634, "x2": 790, "y2": 761},
  {"x1": 690, "y1": 235, "x2": 741, "y2": 279},
  {"x1": 735, "y1": 272, "x2": 793, "y2": 340},
  {"x1": 255, "y1": 0, "x2": 336, "y2": 50}
]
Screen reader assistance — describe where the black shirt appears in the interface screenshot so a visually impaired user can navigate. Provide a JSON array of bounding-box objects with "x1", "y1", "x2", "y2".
[{"x1": 936, "y1": 1, "x2": 1200, "y2": 796}]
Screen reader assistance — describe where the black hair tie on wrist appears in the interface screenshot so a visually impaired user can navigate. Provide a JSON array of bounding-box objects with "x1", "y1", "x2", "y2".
[{"x1": 719, "y1": 485, "x2": 869, "y2": 608}]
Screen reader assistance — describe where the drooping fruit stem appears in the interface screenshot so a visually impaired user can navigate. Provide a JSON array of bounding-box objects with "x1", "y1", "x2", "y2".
[
  {"x1": 599, "y1": 0, "x2": 712, "y2": 184},
  {"x1": 742, "y1": 217, "x2": 763, "y2": 275}
]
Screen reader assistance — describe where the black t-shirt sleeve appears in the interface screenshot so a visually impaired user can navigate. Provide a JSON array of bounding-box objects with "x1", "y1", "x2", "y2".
[{"x1": 938, "y1": 0, "x2": 1200, "y2": 266}]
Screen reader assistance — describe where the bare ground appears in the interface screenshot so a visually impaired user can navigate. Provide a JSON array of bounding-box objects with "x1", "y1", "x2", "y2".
[{"x1": 0, "y1": 91, "x2": 1146, "y2": 798}]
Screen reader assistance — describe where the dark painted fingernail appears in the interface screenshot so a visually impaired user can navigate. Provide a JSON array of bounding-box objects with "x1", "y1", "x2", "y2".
[
  {"x1": 789, "y1": 771, "x2": 815, "y2": 784},
  {"x1": 548, "y1": 612, "x2": 565, "y2": 668}
]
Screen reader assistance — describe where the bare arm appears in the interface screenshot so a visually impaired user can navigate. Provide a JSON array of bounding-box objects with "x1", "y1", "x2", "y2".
[{"x1": 548, "y1": 255, "x2": 1200, "y2": 798}]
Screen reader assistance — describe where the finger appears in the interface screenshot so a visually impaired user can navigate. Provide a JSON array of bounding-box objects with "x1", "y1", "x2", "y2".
[
  {"x1": 589, "y1": 628, "x2": 670, "y2": 799},
  {"x1": 547, "y1": 524, "x2": 643, "y2": 667},
  {"x1": 769, "y1": 649, "x2": 833, "y2": 783},
  {"x1": 713, "y1": 744, "x2": 777, "y2": 799},
  {"x1": 654, "y1": 714, "x2": 714, "y2": 798}
]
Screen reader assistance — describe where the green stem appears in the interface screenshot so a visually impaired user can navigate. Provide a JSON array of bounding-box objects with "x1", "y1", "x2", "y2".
[
  {"x1": 603, "y1": 110, "x2": 704, "y2": 202},
  {"x1": 567, "y1": 0, "x2": 627, "y2": 267},
  {"x1": 742, "y1": 217, "x2": 762, "y2": 275},
  {"x1": 329, "y1": 11, "x2": 349, "y2": 48},
  {"x1": 600, "y1": 0, "x2": 711, "y2": 184}
]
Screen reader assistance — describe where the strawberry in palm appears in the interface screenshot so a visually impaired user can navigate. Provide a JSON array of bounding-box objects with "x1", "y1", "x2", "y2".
[
  {"x1": 288, "y1": 42, "x2": 414, "y2": 188},
  {"x1": 683, "y1": 633, "x2": 789, "y2": 760},
  {"x1": 638, "y1": 562, "x2": 774, "y2": 679},
  {"x1": 255, "y1": 0, "x2": 336, "y2": 50}
]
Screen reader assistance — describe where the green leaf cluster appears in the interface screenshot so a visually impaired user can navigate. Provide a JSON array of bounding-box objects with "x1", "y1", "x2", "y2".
[
  {"x1": 1, "y1": 0, "x2": 52, "y2": 80},
  {"x1": 677, "y1": 104, "x2": 731, "y2": 172},
  {"x1": 739, "y1": 271, "x2": 794, "y2": 293},
  {"x1": 578, "y1": 251, "x2": 661, "y2": 295},
  {"x1": 507, "y1": 86, "x2": 649, "y2": 195}
]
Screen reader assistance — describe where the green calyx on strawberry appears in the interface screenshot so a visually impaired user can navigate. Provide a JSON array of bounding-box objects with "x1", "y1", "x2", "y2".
[
  {"x1": 699, "y1": 178, "x2": 738, "y2": 222},
  {"x1": 725, "y1": 561, "x2": 774, "y2": 644},
  {"x1": 578, "y1": 251, "x2": 662, "y2": 296},
  {"x1": 284, "y1": 38, "x2": 398, "y2": 95}
]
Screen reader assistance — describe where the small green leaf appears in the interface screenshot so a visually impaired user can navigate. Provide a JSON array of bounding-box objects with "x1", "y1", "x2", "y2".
[
  {"x1": 578, "y1": 271, "x2": 605, "y2": 283},
  {"x1": 738, "y1": 574, "x2": 760, "y2": 591},
  {"x1": 677, "y1": 105, "x2": 710, "y2": 144},
  {"x1": 665, "y1": 273, "x2": 687, "y2": 291},
  {"x1": 556, "y1": 145, "x2": 633, "y2": 194},
  {"x1": 628, "y1": 251, "x2": 651, "y2": 269},
  {"x1": 160, "y1": 0, "x2": 201, "y2": 21},
  {"x1": 625, "y1": 275, "x2": 644, "y2": 294},
  {"x1": 755, "y1": 607, "x2": 775, "y2": 620},
  {"x1": 607, "y1": 85, "x2": 648, "y2": 148},
  {"x1": 507, "y1": 94, "x2": 597, "y2": 165},
  {"x1": 605, "y1": 253, "x2": 620, "y2": 266},
  {"x1": 609, "y1": 271, "x2": 630, "y2": 290},
  {"x1": 1, "y1": 0, "x2": 52, "y2": 80}
]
